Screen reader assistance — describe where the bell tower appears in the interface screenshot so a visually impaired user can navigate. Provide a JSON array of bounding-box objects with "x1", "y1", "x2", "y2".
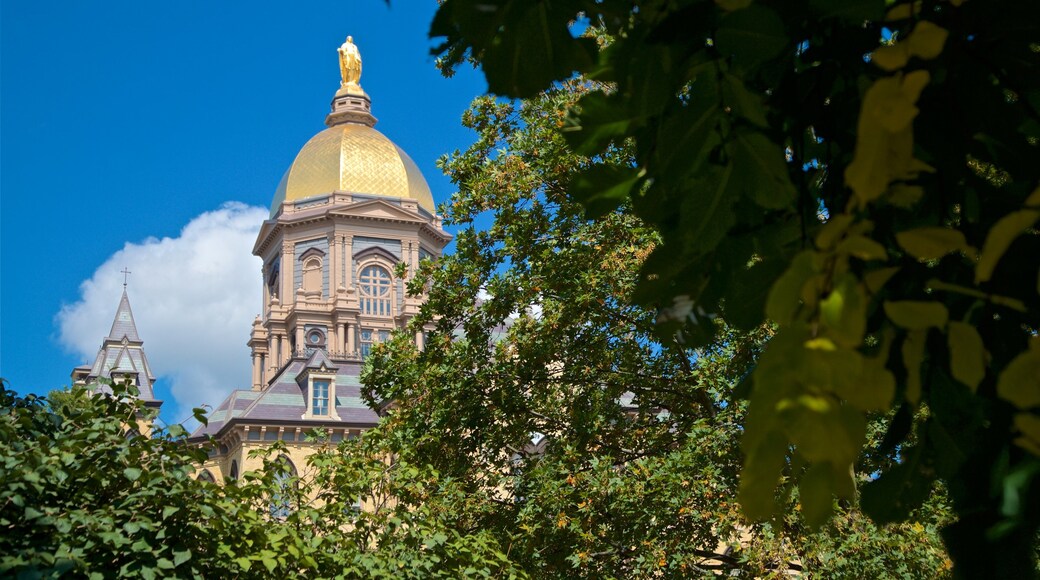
[{"x1": 248, "y1": 36, "x2": 451, "y2": 390}]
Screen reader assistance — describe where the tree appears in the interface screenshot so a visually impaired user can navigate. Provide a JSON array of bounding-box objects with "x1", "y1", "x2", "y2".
[
  {"x1": 0, "y1": 380, "x2": 521, "y2": 578},
  {"x1": 428, "y1": 0, "x2": 1040, "y2": 575},
  {"x1": 360, "y1": 81, "x2": 953, "y2": 576}
]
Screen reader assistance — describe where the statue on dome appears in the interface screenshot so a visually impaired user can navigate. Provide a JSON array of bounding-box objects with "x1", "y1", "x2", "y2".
[{"x1": 338, "y1": 36, "x2": 362, "y2": 86}]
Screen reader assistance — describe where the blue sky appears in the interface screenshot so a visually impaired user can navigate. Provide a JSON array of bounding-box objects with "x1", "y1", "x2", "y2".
[{"x1": 1, "y1": 1, "x2": 487, "y2": 424}]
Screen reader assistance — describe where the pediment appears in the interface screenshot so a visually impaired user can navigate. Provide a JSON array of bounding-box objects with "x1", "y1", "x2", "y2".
[{"x1": 330, "y1": 199, "x2": 423, "y2": 222}]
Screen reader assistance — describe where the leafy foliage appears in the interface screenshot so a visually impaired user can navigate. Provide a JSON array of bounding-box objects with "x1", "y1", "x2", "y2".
[
  {"x1": 430, "y1": 0, "x2": 1040, "y2": 575},
  {"x1": 0, "y1": 381, "x2": 522, "y2": 578},
  {"x1": 360, "y1": 82, "x2": 952, "y2": 576}
]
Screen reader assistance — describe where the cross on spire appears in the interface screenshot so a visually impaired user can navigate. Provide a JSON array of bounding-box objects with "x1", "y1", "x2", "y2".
[{"x1": 121, "y1": 267, "x2": 132, "y2": 288}]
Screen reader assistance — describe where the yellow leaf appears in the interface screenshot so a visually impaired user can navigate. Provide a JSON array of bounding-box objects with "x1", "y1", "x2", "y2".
[
  {"x1": 889, "y1": 184, "x2": 924, "y2": 208},
  {"x1": 864, "y1": 267, "x2": 900, "y2": 294},
  {"x1": 872, "y1": 44, "x2": 909, "y2": 72},
  {"x1": 901, "y1": 70, "x2": 931, "y2": 103},
  {"x1": 767, "y1": 251, "x2": 815, "y2": 325},
  {"x1": 996, "y1": 338, "x2": 1040, "y2": 410},
  {"x1": 845, "y1": 73, "x2": 931, "y2": 205},
  {"x1": 820, "y1": 274, "x2": 867, "y2": 347},
  {"x1": 886, "y1": 2, "x2": 921, "y2": 20},
  {"x1": 852, "y1": 357, "x2": 896, "y2": 411},
  {"x1": 884, "y1": 300, "x2": 949, "y2": 330},
  {"x1": 947, "y1": 322, "x2": 986, "y2": 392},
  {"x1": 907, "y1": 22, "x2": 949, "y2": 60},
  {"x1": 902, "y1": 329, "x2": 928, "y2": 404},
  {"x1": 715, "y1": 0, "x2": 753, "y2": 10},
  {"x1": 896, "y1": 227, "x2": 975, "y2": 260},
  {"x1": 975, "y1": 206, "x2": 1040, "y2": 283},
  {"x1": 837, "y1": 235, "x2": 888, "y2": 261},
  {"x1": 815, "y1": 214, "x2": 855, "y2": 250},
  {"x1": 1014, "y1": 413, "x2": 1040, "y2": 446}
]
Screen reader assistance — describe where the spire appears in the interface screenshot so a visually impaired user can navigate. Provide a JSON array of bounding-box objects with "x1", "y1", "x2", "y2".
[
  {"x1": 327, "y1": 35, "x2": 377, "y2": 128},
  {"x1": 77, "y1": 288, "x2": 160, "y2": 407},
  {"x1": 107, "y1": 288, "x2": 142, "y2": 342}
]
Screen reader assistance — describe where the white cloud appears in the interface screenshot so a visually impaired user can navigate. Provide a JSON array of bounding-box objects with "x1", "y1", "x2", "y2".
[{"x1": 57, "y1": 202, "x2": 267, "y2": 418}]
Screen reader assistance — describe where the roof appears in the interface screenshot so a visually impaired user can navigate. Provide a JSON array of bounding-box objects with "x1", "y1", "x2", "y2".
[
  {"x1": 270, "y1": 123, "x2": 434, "y2": 216},
  {"x1": 191, "y1": 348, "x2": 380, "y2": 439},
  {"x1": 81, "y1": 289, "x2": 160, "y2": 404}
]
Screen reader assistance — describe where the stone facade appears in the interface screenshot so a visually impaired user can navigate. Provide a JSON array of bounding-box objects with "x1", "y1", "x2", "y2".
[{"x1": 188, "y1": 41, "x2": 451, "y2": 484}]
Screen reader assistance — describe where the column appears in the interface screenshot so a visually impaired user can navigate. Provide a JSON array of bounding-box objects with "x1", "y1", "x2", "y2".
[
  {"x1": 264, "y1": 334, "x2": 272, "y2": 374},
  {"x1": 296, "y1": 326, "x2": 305, "y2": 354},
  {"x1": 261, "y1": 266, "x2": 268, "y2": 313},
  {"x1": 280, "y1": 333, "x2": 289, "y2": 364},
  {"x1": 344, "y1": 235, "x2": 354, "y2": 288},
  {"x1": 410, "y1": 241, "x2": 420, "y2": 280},
  {"x1": 327, "y1": 232, "x2": 337, "y2": 299},
  {"x1": 251, "y1": 353, "x2": 261, "y2": 391},
  {"x1": 346, "y1": 322, "x2": 355, "y2": 353},
  {"x1": 281, "y1": 242, "x2": 294, "y2": 306},
  {"x1": 274, "y1": 334, "x2": 282, "y2": 368}
]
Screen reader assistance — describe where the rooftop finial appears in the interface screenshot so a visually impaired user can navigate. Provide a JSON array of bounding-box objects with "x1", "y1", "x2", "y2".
[
  {"x1": 121, "y1": 267, "x2": 132, "y2": 288},
  {"x1": 338, "y1": 35, "x2": 362, "y2": 87}
]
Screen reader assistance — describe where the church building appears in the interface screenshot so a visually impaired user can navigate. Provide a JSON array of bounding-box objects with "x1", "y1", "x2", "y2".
[
  {"x1": 71, "y1": 285, "x2": 163, "y2": 436},
  {"x1": 184, "y1": 37, "x2": 451, "y2": 482}
]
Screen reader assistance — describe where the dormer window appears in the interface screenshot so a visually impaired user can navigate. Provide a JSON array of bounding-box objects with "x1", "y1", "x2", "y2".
[
  {"x1": 359, "y1": 265, "x2": 392, "y2": 316},
  {"x1": 312, "y1": 379, "x2": 330, "y2": 416},
  {"x1": 300, "y1": 366, "x2": 339, "y2": 421}
]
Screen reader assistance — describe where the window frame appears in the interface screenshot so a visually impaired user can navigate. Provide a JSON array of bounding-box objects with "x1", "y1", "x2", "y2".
[
  {"x1": 357, "y1": 262, "x2": 394, "y2": 317},
  {"x1": 302, "y1": 371, "x2": 339, "y2": 420}
]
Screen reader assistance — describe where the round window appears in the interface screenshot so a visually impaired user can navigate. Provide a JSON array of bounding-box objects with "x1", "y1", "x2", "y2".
[{"x1": 308, "y1": 331, "x2": 322, "y2": 344}]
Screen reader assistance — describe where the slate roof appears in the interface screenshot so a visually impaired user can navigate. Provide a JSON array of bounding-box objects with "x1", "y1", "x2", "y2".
[
  {"x1": 107, "y1": 289, "x2": 141, "y2": 342},
  {"x1": 82, "y1": 290, "x2": 160, "y2": 404},
  {"x1": 191, "y1": 348, "x2": 380, "y2": 439}
]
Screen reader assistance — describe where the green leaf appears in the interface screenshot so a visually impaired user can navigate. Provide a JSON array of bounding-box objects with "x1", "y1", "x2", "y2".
[
  {"x1": 996, "y1": 338, "x2": 1040, "y2": 410},
  {"x1": 432, "y1": 0, "x2": 595, "y2": 98},
  {"x1": 173, "y1": 550, "x2": 192, "y2": 566},
  {"x1": 902, "y1": 330, "x2": 928, "y2": 405},
  {"x1": 861, "y1": 447, "x2": 933, "y2": 525},
  {"x1": 123, "y1": 467, "x2": 142, "y2": 482},
  {"x1": 884, "y1": 301, "x2": 948, "y2": 330},
  {"x1": 570, "y1": 165, "x2": 643, "y2": 218},
  {"x1": 738, "y1": 435, "x2": 788, "y2": 520},
  {"x1": 730, "y1": 129, "x2": 797, "y2": 209},
  {"x1": 947, "y1": 322, "x2": 986, "y2": 392},
  {"x1": 563, "y1": 92, "x2": 641, "y2": 156},
  {"x1": 722, "y1": 73, "x2": 768, "y2": 127},
  {"x1": 799, "y1": 462, "x2": 834, "y2": 529},
  {"x1": 715, "y1": 5, "x2": 789, "y2": 68},
  {"x1": 896, "y1": 227, "x2": 975, "y2": 260}
]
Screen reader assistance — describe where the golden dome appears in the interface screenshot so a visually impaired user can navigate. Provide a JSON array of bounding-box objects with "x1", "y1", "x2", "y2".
[{"x1": 271, "y1": 123, "x2": 435, "y2": 215}]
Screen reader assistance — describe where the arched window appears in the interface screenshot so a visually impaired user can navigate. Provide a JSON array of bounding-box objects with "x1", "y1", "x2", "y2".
[
  {"x1": 303, "y1": 257, "x2": 322, "y2": 294},
  {"x1": 228, "y1": 460, "x2": 239, "y2": 482},
  {"x1": 270, "y1": 455, "x2": 297, "y2": 519},
  {"x1": 359, "y1": 265, "x2": 392, "y2": 316},
  {"x1": 197, "y1": 469, "x2": 216, "y2": 483}
]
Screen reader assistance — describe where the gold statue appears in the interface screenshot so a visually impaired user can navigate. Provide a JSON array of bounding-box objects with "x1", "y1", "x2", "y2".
[{"x1": 338, "y1": 36, "x2": 362, "y2": 86}]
